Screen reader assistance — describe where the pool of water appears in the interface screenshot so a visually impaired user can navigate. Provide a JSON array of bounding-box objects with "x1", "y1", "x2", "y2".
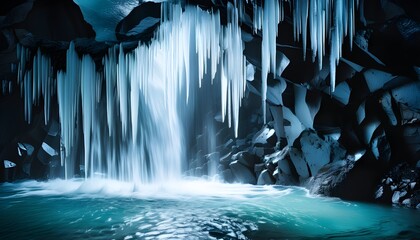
[{"x1": 0, "y1": 179, "x2": 419, "y2": 239}]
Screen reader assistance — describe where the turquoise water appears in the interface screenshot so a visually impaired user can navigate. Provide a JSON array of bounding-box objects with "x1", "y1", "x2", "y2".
[{"x1": 0, "y1": 179, "x2": 419, "y2": 239}]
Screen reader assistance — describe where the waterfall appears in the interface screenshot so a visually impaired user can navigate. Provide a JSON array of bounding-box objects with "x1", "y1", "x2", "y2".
[
  {"x1": 16, "y1": 4, "x2": 247, "y2": 183},
  {"x1": 15, "y1": 1, "x2": 357, "y2": 183}
]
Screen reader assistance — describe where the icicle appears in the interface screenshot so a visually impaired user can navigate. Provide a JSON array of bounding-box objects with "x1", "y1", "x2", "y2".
[
  {"x1": 261, "y1": 0, "x2": 280, "y2": 124},
  {"x1": 80, "y1": 54, "x2": 97, "y2": 178}
]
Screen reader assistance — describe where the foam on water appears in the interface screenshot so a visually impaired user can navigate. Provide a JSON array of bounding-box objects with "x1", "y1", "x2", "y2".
[
  {"x1": 1, "y1": 180, "x2": 420, "y2": 239},
  {"x1": 3, "y1": 178, "x2": 292, "y2": 200}
]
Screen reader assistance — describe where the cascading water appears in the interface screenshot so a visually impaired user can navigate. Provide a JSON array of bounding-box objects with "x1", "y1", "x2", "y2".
[
  {"x1": 16, "y1": 3, "x2": 248, "y2": 183},
  {"x1": 15, "y1": 1, "x2": 357, "y2": 183}
]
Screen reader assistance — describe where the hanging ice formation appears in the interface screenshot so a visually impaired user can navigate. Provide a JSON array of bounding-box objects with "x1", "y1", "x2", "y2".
[
  {"x1": 16, "y1": 3, "x2": 247, "y2": 182},
  {"x1": 253, "y1": 0, "x2": 357, "y2": 121},
  {"x1": 15, "y1": 1, "x2": 357, "y2": 182}
]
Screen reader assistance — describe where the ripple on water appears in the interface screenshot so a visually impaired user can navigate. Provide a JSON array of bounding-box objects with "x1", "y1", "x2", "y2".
[{"x1": 1, "y1": 179, "x2": 420, "y2": 239}]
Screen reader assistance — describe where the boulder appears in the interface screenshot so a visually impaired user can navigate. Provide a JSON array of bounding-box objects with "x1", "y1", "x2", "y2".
[
  {"x1": 14, "y1": 0, "x2": 96, "y2": 41},
  {"x1": 308, "y1": 160, "x2": 354, "y2": 196},
  {"x1": 232, "y1": 151, "x2": 261, "y2": 168},
  {"x1": 254, "y1": 163, "x2": 266, "y2": 178},
  {"x1": 257, "y1": 169, "x2": 274, "y2": 185},
  {"x1": 299, "y1": 130, "x2": 331, "y2": 176},
  {"x1": 229, "y1": 160, "x2": 256, "y2": 184},
  {"x1": 221, "y1": 168, "x2": 234, "y2": 183},
  {"x1": 252, "y1": 126, "x2": 276, "y2": 147},
  {"x1": 115, "y1": 2, "x2": 161, "y2": 42},
  {"x1": 289, "y1": 147, "x2": 310, "y2": 180}
]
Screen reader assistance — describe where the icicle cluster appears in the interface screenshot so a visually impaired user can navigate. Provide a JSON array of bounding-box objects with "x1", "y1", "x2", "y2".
[
  {"x1": 17, "y1": 45, "x2": 54, "y2": 125},
  {"x1": 253, "y1": 0, "x2": 357, "y2": 121},
  {"x1": 16, "y1": 4, "x2": 247, "y2": 183},
  {"x1": 15, "y1": 1, "x2": 358, "y2": 182}
]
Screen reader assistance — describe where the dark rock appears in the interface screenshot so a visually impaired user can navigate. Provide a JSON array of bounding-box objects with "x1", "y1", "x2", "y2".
[
  {"x1": 232, "y1": 151, "x2": 261, "y2": 169},
  {"x1": 289, "y1": 147, "x2": 310, "y2": 180},
  {"x1": 328, "y1": 152, "x2": 387, "y2": 202},
  {"x1": 299, "y1": 130, "x2": 331, "y2": 176},
  {"x1": 371, "y1": 130, "x2": 391, "y2": 162},
  {"x1": 219, "y1": 152, "x2": 232, "y2": 166},
  {"x1": 254, "y1": 163, "x2": 266, "y2": 177},
  {"x1": 308, "y1": 160, "x2": 354, "y2": 196},
  {"x1": 115, "y1": 2, "x2": 161, "y2": 42},
  {"x1": 257, "y1": 169, "x2": 274, "y2": 185},
  {"x1": 221, "y1": 168, "x2": 234, "y2": 183},
  {"x1": 0, "y1": 0, "x2": 33, "y2": 28},
  {"x1": 229, "y1": 160, "x2": 256, "y2": 184},
  {"x1": 14, "y1": 0, "x2": 96, "y2": 41},
  {"x1": 251, "y1": 125, "x2": 276, "y2": 147}
]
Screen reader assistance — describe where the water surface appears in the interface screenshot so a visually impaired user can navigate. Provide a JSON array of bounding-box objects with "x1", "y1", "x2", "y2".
[{"x1": 1, "y1": 179, "x2": 419, "y2": 239}]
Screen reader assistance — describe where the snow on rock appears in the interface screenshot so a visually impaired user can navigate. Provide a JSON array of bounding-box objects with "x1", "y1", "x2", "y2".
[
  {"x1": 252, "y1": 126, "x2": 276, "y2": 146},
  {"x1": 3, "y1": 160, "x2": 16, "y2": 169}
]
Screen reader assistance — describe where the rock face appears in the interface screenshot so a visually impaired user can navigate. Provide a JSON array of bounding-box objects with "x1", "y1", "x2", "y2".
[
  {"x1": 2, "y1": 0, "x2": 95, "y2": 41},
  {"x1": 115, "y1": 2, "x2": 161, "y2": 42}
]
